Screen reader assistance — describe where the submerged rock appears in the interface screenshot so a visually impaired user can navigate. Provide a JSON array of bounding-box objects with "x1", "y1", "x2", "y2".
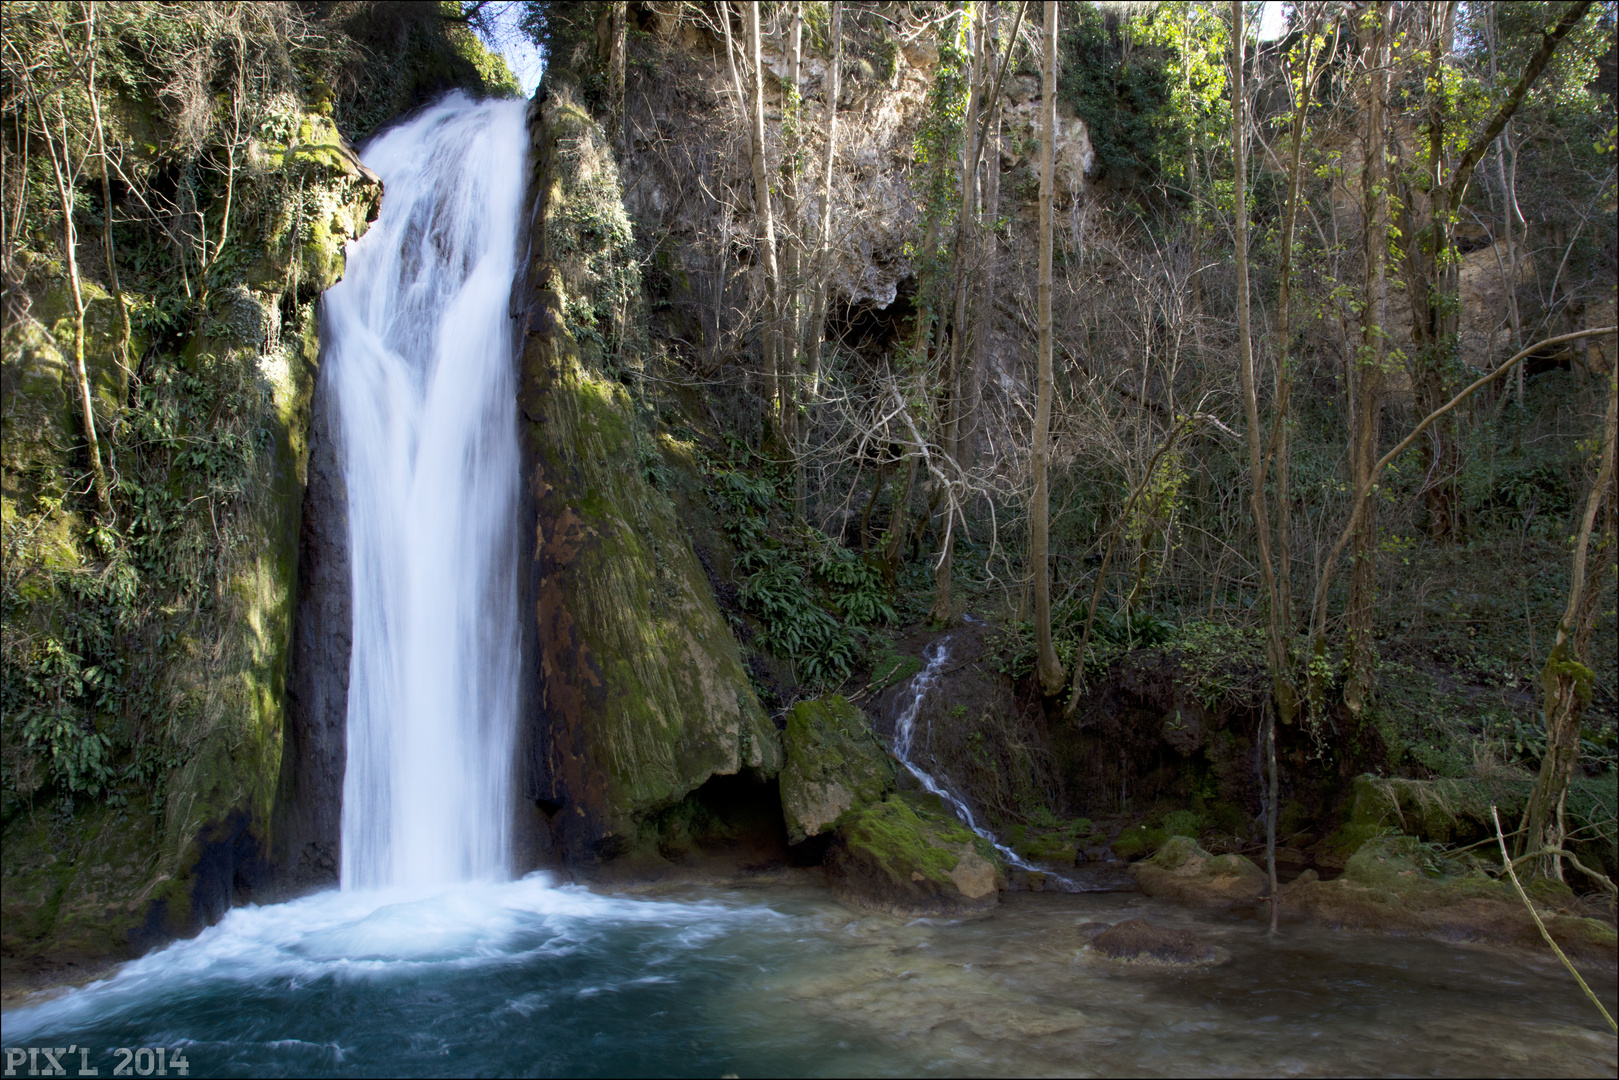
[
  {"x1": 826, "y1": 794, "x2": 1005, "y2": 917},
  {"x1": 1089, "y1": 919, "x2": 1217, "y2": 964},
  {"x1": 1282, "y1": 835, "x2": 1618, "y2": 965},
  {"x1": 779, "y1": 696, "x2": 896, "y2": 845},
  {"x1": 1132, "y1": 835, "x2": 1267, "y2": 908}
]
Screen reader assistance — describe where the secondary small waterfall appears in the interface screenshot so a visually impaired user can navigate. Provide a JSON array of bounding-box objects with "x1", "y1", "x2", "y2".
[
  {"x1": 891, "y1": 628, "x2": 1071, "y2": 882},
  {"x1": 324, "y1": 92, "x2": 529, "y2": 890}
]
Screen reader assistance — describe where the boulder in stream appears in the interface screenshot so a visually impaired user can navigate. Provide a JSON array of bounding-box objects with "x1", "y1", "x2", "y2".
[
  {"x1": 1132, "y1": 835, "x2": 1267, "y2": 907},
  {"x1": 826, "y1": 793, "x2": 1005, "y2": 917},
  {"x1": 1089, "y1": 919, "x2": 1217, "y2": 964},
  {"x1": 779, "y1": 695, "x2": 896, "y2": 845}
]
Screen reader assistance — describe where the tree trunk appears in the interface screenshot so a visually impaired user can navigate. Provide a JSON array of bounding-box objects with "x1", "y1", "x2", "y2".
[
  {"x1": 783, "y1": 1, "x2": 806, "y2": 518},
  {"x1": 1408, "y1": 0, "x2": 1593, "y2": 538},
  {"x1": 1272, "y1": 6, "x2": 1325, "y2": 653},
  {"x1": 804, "y1": 0, "x2": 841, "y2": 404},
  {"x1": 608, "y1": 1, "x2": 627, "y2": 147},
  {"x1": 1345, "y1": 2, "x2": 1389, "y2": 718},
  {"x1": 1230, "y1": 0, "x2": 1282, "y2": 923},
  {"x1": 724, "y1": 4, "x2": 782, "y2": 441},
  {"x1": 1523, "y1": 369, "x2": 1616, "y2": 881},
  {"x1": 1031, "y1": 0, "x2": 1063, "y2": 696},
  {"x1": 882, "y1": 453, "x2": 918, "y2": 587},
  {"x1": 930, "y1": 2, "x2": 989, "y2": 624},
  {"x1": 35, "y1": 89, "x2": 110, "y2": 514}
]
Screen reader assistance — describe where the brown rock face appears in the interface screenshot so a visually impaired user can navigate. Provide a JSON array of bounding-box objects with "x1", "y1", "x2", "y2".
[{"x1": 1090, "y1": 919, "x2": 1216, "y2": 964}]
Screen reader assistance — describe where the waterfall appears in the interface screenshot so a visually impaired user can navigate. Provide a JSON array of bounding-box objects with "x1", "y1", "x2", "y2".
[
  {"x1": 891, "y1": 628, "x2": 1071, "y2": 883},
  {"x1": 324, "y1": 92, "x2": 528, "y2": 890}
]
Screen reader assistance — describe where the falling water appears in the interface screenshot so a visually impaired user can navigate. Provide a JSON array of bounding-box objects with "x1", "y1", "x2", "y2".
[
  {"x1": 890, "y1": 629, "x2": 1079, "y2": 885},
  {"x1": 324, "y1": 92, "x2": 529, "y2": 889},
  {"x1": 890, "y1": 634, "x2": 1031, "y2": 871}
]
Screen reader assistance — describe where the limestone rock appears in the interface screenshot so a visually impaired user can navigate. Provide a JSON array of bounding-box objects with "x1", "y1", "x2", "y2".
[
  {"x1": 1132, "y1": 835, "x2": 1266, "y2": 908},
  {"x1": 826, "y1": 794, "x2": 1005, "y2": 917},
  {"x1": 515, "y1": 85, "x2": 780, "y2": 863},
  {"x1": 1089, "y1": 919, "x2": 1216, "y2": 964},
  {"x1": 779, "y1": 695, "x2": 895, "y2": 845}
]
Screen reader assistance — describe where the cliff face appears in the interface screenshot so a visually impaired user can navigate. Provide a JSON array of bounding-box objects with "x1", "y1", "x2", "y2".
[
  {"x1": 1, "y1": 117, "x2": 380, "y2": 967},
  {"x1": 514, "y1": 86, "x2": 781, "y2": 864}
]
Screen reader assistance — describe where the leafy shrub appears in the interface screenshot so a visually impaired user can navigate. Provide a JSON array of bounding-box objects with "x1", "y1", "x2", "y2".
[{"x1": 1159, "y1": 809, "x2": 1205, "y2": 839}]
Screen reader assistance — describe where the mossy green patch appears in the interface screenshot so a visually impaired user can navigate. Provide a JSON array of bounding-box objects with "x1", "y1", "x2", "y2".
[
  {"x1": 837, "y1": 792, "x2": 1000, "y2": 887},
  {"x1": 779, "y1": 695, "x2": 895, "y2": 844}
]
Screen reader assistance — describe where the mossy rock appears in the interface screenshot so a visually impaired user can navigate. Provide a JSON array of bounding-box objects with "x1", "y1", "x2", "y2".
[
  {"x1": 1283, "y1": 835, "x2": 1618, "y2": 964},
  {"x1": 517, "y1": 83, "x2": 780, "y2": 861},
  {"x1": 827, "y1": 793, "x2": 1005, "y2": 917},
  {"x1": 779, "y1": 695, "x2": 895, "y2": 845},
  {"x1": 1131, "y1": 835, "x2": 1266, "y2": 908}
]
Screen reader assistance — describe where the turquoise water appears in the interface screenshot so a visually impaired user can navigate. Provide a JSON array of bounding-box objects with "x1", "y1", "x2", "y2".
[{"x1": 4, "y1": 877, "x2": 1614, "y2": 1078}]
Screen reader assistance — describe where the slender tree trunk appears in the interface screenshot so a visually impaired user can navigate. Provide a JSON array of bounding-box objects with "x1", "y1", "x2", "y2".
[
  {"x1": 1412, "y1": 0, "x2": 1592, "y2": 537},
  {"x1": 860, "y1": 459, "x2": 888, "y2": 551},
  {"x1": 725, "y1": 3, "x2": 782, "y2": 441},
  {"x1": 1230, "y1": 0, "x2": 1283, "y2": 923},
  {"x1": 1485, "y1": 5, "x2": 1526, "y2": 404},
  {"x1": 882, "y1": 453, "x2": 918, "y2": 587},
  {"x1": 1344, "y1": 2, "x2": 1389, "y2": 718},
  {"x1": 965, "y1": 27, "x2": 1001, "y2": 483},
  {"x1": 35, "y1": 89, "x2": 110, "y2": 514},
  {"x1": 1031, "y1": 0, "x2": 1063, "y2": 695},
  {"x1": 1273, "y1": 8, "x2": 1325, "y2": 648},
  {"x1": 930, "y1": 2, "x2": 989, "y2": 624},
  {"x1": 783, "y1": 2, "x2": 806, "y2": 518},
  {"x1": 805, "y1": 0, "x2": 842, "y2": 403},
  {"x1": 608, "y1": 1, "x2": 628, "y2": 147},
  {"x1": 1523, "y1": 370, "x2": 1616, "y2": 880}
]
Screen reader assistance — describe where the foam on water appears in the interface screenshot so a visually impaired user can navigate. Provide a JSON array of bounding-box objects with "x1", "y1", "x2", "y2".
[{"x1": 1, "y1": 877, "x2": 779, "y2": 1045}]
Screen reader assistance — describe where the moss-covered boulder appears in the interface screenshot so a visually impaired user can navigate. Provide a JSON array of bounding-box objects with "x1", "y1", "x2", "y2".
[
  {"x1": 1132, "y1": 835, "x2": 1267, "y2": 907},
  {"x1": 826, "y1": 793, "x2": 1005, "y2": 917},
  {"x1": 780, "y1": 696, "x2": 895, "y2": 845},
  {"x1": 514, "y1": 83, "x2": 779, "y2": 863},
  {"x1": 1283, "y1": 835, "x2": 1617, "y2": 964}
]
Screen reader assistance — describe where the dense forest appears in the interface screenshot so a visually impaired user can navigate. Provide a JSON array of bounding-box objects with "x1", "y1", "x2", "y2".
[{"x1": 2, "y1": 0, "x2": 1615, "y2": 1006}]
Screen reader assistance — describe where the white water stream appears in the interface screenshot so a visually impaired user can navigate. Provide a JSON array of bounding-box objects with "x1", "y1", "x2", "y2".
[
  {"x1": 889, "y1": 630, "x2": 1064, "y2": 880},
  {"x1": 324, "y1": 92, "x2": 529, "y2": 889}
]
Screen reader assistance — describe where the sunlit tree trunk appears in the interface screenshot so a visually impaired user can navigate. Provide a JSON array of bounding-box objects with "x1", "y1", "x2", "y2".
[
  {"x1": 1031, "y1": 0, "x2": 1063, "y2": 695},
  {"x1": 804, "y1": 0, "x2": 841, "y2": 404},
  {"x1": 33, "y1": 85, "x2": 110, "y2": 514},
  {"x1": 783, "y1": 2, "x2": 806, "y2": 517},
  {"x1": 723, "y1": 3, "x2": 782, "y2": 441}
]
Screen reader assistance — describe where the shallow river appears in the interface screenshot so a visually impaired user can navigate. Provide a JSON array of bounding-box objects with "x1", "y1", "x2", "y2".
[{"x1": 4, "y1": 876, "x2": 1614, "y2": 1077}]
